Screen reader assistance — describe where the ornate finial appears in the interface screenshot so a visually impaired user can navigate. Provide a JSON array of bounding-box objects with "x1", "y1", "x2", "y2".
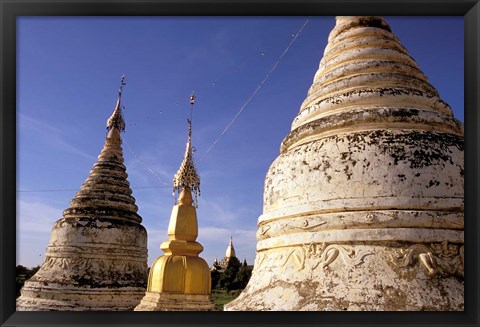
[
  {"x1": 106, "y1": 75, "x2": 127, "y2": 133},
  {"x1": 173, "y1": 93, "x2": 200, "y2": 207}
]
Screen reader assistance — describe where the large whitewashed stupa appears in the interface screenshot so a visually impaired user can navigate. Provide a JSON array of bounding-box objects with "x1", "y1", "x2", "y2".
[
  {"x1": 17, "y1": 76, "x2": 148, "y2": 311},
  {"x1": 226, "y1": 16, "x2": 464, "y2": 311}
]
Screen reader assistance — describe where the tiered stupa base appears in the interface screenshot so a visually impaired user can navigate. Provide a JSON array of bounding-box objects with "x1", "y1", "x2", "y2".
[
  {"x1": 16, "y1": 217, "x2": 148, "y2": 311},
  {"x1": 16, "y1": 284, "x2": 145, "y2": 311},
  {"x1": 135, "y1": 293, "x2": 215, "y2": 311}
]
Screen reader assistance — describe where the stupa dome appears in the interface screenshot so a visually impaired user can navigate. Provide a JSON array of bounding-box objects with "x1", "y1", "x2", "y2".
[{"x1": 226, "y1": 16, "x2": 463, "y2": 311}]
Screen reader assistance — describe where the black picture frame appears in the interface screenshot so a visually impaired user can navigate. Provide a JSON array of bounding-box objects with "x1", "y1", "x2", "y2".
[{"x1": 1, "y1": 1, "x2": 478, "y2": 326}]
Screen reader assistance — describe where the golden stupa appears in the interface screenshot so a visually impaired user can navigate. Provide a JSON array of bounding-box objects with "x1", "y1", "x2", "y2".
[{"x1": 135, "y1": 94, "x2": 214, "y2": 311}]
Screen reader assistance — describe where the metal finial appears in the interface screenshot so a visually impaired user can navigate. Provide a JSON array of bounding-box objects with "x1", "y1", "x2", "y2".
[
  {"x1": 118, "y1": 75, "x2": 126, "y2": 98},
  {"x1": 189, "y1": 91, "x2": 195, "y2": 130},
  {"x1": 173, "y1": 93, "x2": 201, "y2": 207},
  {"x1": 187, "y1": 118, "x2": 192, "y2": 140},
  {"x1": 106, "y1": 75, "x2": 127, "y2": 133}
]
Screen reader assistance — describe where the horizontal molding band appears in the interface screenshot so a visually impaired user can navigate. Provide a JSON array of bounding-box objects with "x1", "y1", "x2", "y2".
[
  {"x1": 256, "y1": 228, "x2": 463, "y2": 251},
  {"x1": 20, "y1": 283, "x2": 146, "y2": 295},
  {"x1": 260, "y1": 197, "x2": 464, "y2": 224},
  {"x1": 257, "y1": 210, "x2": 463, "y2": 240},
  {"x1": 283, "y1": 107, "x2": 463, "y2": 152}
]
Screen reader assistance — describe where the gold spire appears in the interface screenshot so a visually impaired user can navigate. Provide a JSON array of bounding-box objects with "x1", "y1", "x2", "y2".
[
  {"x1": 173, "y1": 92, "x2": 200, "y2": 207},
  {"x1": 106, "y1": 75, "x2": 126, "y2": 133},
  {"x1": 225, "y1": 236, "x2": 236, "y2": 258}
]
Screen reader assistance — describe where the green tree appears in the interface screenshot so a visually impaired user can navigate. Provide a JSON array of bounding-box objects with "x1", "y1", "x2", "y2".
[
  {"x1": 16, "y1": 265, "x2": 40, "y2": 297},
  {"x1": 16, "y1": 265, "x2": 28, "y2": 277},
  {"x1": 217, "y1": 257, "x2": 241, "y2": 291},
  {"x1": 234, "y1": 264, "x2": 252, "y2": 289},
  {"x1": 210, "y1": 268, "x2": 220, "y2": 290}
]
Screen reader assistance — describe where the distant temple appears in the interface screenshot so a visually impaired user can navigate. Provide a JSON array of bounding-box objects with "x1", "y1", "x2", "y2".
[
  {"x1": 17, "y1": 76, "x2": 148, "y2": 311},
  {"x1": 212, "y1": 237, "x2": 241, "y2": 271}
]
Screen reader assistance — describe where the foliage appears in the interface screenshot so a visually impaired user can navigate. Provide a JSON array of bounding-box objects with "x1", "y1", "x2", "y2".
[
  {"x1": 216, "y1": 257, "x2": 240, "y2": 290},
  {"x1": 211, "y1": 257, "x2": 252, "y2": 292},
  {"x1": 210, "y1": 268, "x2": 221, "y2": 290},
  {"x1": 234, "y1": 263, "x2": 252, "y2": 290},
  {"x1": 16, "y1": 265, "x2": 40, "y2": 298}
]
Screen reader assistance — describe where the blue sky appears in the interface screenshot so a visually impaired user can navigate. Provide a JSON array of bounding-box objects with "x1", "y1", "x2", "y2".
[{"x1": 17, "y1": 16, "x2": 464, "y2": 268}]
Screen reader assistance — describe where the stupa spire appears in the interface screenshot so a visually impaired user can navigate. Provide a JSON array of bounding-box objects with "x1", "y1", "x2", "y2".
[
  {"x1": 173, "y1": 92, "x2": 200, "y2": 207},
  {"x1": 106, "y1": 75, "x2": 126, "y2": 133},
  {"x1": 225, "y1": 236, "x2": 236, "y2": 258},
  {"x1": 286, "y1": 16, "x2": 462, "y2": 145},
  {"x1": 64, "y1": 75, "x2": 141, "y2": 224}
]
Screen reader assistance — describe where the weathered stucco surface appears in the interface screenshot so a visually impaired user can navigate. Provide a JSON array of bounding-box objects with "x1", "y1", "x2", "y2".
[
  {"x1": 225, "y1": 16, "x2": 464, "y2": 311},
  {"x1": 17, "y1": 89, "x2": 148, "y2": 311}
]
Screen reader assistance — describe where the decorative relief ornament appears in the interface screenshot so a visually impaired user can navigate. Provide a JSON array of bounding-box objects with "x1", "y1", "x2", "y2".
[
  {"x1": 391, "y1": 241, "x2": 464, "y2": 278},
  {"x1": 280, "y1": 243, "x2": 374, "y2": 272}
]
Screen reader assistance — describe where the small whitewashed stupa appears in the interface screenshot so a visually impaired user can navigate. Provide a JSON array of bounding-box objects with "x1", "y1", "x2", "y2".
[
  {"x1": 226, "y1": 16, "x2": 464, "y2": 311},
  {"x1": 134, "y1": 94, "x2": 215, "y2": 311},
  {"x1": 17, "y1": 76, "x2": 148, "y2": 311}
]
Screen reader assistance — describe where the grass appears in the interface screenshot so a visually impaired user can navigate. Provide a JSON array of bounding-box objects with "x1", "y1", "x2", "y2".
[{"x1": 211, "y1": 289, "x2": 242, "y2": 311}]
